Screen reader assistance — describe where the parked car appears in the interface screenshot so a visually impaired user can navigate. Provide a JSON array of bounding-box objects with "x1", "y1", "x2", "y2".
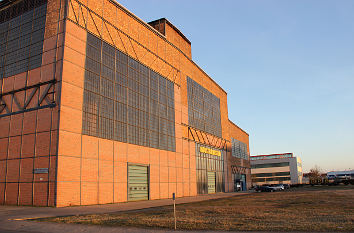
[
  {"x1": 270, "y1": 184, "x2": 285, "y2": 191},
  {"x1": 258, "y1": 186, "x2": 275, "y2": 192},
  {"x1": 255, "y1": 184, "x2": 285, "y2": 192},
  {"x1": 282, "y1": 184, "x2": 290, "y2": 189},
  {"x1": 253, "y1": 185, "x2": 261, "y2": 192}
]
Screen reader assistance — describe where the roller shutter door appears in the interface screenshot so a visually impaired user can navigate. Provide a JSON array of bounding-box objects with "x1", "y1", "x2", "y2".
[
  {"x1": 128, "y1": 164, "x2": 149, "y2": 201},
  {"x1": 207, "y1": 171, "x2": 216, "y2": 194}
]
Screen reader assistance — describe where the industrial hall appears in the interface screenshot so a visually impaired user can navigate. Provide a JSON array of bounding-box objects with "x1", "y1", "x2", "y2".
[{"x1": 0, "y1": 0, "x2": 250, "y2": 207}]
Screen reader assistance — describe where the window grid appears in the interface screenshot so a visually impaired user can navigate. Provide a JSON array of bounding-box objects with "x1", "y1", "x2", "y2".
[
  {"x1": 187, "y1": 77, "x2": 222, "y2": 137},
  {"x1": 0, "y1": 3, "x2": 47, "y2": 79},
  {"x1": 231, "y1": 138, "x2": 248, "y2": 160},
  {"x1": 82, "y1": 32, "x2": 175, "y2": 152}
]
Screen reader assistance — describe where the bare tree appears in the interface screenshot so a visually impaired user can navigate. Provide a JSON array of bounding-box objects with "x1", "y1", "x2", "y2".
[{"x1": 309, "y1": 165, "x2": 324, "y2": 185}]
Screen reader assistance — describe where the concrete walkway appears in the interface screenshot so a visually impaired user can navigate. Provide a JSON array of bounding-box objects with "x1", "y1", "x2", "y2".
[{"x1": 0, "y1": 192, "x2": 252, "y2": 233}]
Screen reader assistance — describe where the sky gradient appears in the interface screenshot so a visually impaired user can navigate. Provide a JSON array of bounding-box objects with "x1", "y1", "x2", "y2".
[{"x1": 117, "y1": 0, "x2": 354, "y2": 172}]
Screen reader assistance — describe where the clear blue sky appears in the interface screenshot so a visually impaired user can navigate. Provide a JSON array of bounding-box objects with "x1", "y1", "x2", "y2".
[{"x1": 117, "y1": 0, "x2": 354, "y2": 172}]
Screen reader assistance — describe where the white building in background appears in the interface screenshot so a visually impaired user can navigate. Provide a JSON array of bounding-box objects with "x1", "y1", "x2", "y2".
[
  {"x1": 327, "y1": 170, "x2": 354, "y2": 178},
  {"x1": 327, "y1": 170, "x2": 354, "y2": 185},
  {"x1": 250, "y1": 153, "x2": 303, "y2": 185}
]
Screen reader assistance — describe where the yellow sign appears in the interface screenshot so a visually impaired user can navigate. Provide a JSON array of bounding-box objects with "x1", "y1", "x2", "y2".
[{"x1": 199, "y1": 146, "x2": 221, "y2": 156}]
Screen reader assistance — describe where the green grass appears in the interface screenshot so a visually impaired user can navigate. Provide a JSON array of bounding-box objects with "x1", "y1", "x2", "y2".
[{"x1": 39, "y1": 185, "x2": 354, "y2": 231}]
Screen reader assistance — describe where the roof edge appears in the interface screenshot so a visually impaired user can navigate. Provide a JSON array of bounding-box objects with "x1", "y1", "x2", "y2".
[
  {"x1": 251, "y1": 153, "x2": 294, "y2": 157},
  {"x1": 228, "y1": 119, "x2": 249, "y2": 136},
  {"x1": 148, "y1": 18, "x2": 191, "y2": 45},
  {"x1": 107, "y1": 0, "x2": 228, "y2": 95}
]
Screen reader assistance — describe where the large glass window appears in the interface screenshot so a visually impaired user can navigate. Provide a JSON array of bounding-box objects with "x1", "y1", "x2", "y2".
[
  {"x1": 251, "y1": 172, "x2": 290, "y2": 178},
  {"x1": 252, "y1": 176, "x2": 291, "y2": 182},
  {"x1": 82, "y1": 33, "x2": 175, "y2": 152},
  {"x1": 231, "y1": 138, "x2": 248, "y2": 160},
  {"x1": 251, "y1": 162, "x2": 290, "y2": 169},
  {"x1": 187, "y1": 77, "x2": 222, "y2": 137},
  {"x1": 0, "y1": 2, "x2": 47, "y2": 79}
]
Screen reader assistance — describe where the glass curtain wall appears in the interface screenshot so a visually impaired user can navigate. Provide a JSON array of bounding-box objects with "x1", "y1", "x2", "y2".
[
  {"x1": 195, "y1": 143, "x2": 224, "y2": 194},
  {"x1": 187, "y1": 77, "x2": 222, "y2": 137},
  {"x1": 0, "y1": 1, "x2": 47, "y2": 79},
  {"x1": 231, "y1": 138, "x2": 248, "y2": 160},
  {"x1": 82, "y1": 33, "x2": 176, "y2": 152}
]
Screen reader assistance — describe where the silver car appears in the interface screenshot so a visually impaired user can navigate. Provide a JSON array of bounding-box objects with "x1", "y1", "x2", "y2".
[{"x1": 271, "y1": 184, "x2": 285, "y2": 191}]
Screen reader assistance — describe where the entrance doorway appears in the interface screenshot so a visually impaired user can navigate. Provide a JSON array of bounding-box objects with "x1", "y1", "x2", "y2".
[
  {"x1": 207, "y1": 171, "x2": 216, "y2": 194},
  {"x1": 233, "y1": 173, "x2": 246, "y2": 192}
]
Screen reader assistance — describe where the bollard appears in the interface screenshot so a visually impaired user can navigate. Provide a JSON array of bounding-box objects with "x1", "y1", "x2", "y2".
[{"x1": 173, "y1": 192, "x2": 176, "y2": 230}]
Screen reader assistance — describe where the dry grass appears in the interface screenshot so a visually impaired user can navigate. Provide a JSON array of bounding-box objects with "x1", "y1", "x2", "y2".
[{"x1": 40, "y1": 185, "x2": 354, "y2": 231}]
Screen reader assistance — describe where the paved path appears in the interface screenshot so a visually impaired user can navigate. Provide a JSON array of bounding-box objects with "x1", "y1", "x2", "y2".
[{"x1": 0, "y1": 192, "x2": 251, "y2": 233}]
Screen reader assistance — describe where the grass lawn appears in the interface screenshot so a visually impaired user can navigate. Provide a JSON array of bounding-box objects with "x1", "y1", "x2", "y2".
[{"x1": 39, "y1": 185, "x2": 354, "y2": 231}]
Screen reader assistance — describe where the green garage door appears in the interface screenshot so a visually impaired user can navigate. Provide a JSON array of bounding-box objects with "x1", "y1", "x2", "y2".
[
  {"x1": 208, "y1": 172, "x2": 216, "y2": 194},
  {"x1": 128, "y1": 164, "x2": 149, "y2": 201}
]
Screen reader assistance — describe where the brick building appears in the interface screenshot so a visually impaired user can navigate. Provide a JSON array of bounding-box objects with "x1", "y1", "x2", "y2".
[{"x1": 0, "y1": 0, "x2": 250, "y2": 207}]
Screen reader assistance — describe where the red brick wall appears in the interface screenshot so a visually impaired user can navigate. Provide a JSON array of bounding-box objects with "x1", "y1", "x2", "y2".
[
  {"x1": 56, "y1": 0, "x2": 244, "y2": 206},
  {"x1": 0, "y1": 0, "x2": 66, "y2": 206},
  {"x1": 1, "y1": 0, "x2": 249, "y2": 207},
  {"x1": 55, "y1": 20, "x2": 198, "y2": 207},
  {"x1": 226, "y1": 120, "x2": 251, "y2": 191}
]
